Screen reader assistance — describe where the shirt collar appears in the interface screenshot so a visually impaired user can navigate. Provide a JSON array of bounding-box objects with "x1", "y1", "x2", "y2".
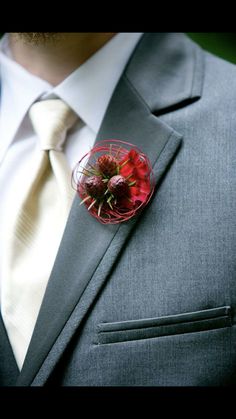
[
  {"x1": 0, "y1": 33, "x2": 142, "y2": 157},
  {"x1": 52, "y1": 33, "x2": 142, "y2": 133},
  {"x1": 0, "y1": 34, "x2": 53, "y2": 157}
]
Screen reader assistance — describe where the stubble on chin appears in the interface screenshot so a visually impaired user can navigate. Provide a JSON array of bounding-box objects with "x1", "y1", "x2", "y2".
[{"x1": 11, "y1": 32, "x2": 62, "y2": 46}]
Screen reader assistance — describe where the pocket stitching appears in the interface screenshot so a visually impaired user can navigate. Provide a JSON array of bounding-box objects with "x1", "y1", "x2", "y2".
[{"x1": 97, "y1": 306, "x2": 232, "y2": 345}]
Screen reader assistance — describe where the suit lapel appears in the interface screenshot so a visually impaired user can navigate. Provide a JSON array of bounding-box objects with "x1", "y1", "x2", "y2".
[
  {"x1": 16, "y1": 33, "x2": 204, "y2": 386},
  {"x1": 0, "y1": 312, "x2": 19, "y2": 385}
]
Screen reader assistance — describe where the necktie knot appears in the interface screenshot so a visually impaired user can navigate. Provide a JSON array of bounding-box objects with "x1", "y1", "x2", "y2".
[{"x1": 29, "y1": 99, "x2": 78, "y2": 151}]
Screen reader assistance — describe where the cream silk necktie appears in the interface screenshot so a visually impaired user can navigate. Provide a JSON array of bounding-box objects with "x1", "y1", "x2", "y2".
[{"x1": 1, "y1": 99, "x2": 78, "y2": 369}]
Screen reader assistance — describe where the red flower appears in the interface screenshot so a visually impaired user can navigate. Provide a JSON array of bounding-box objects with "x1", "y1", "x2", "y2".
[{"x1": 72, "y1": 140, "x2": 155, "y2": 224}]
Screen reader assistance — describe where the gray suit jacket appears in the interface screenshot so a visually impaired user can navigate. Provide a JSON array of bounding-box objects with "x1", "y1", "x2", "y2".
[{"x1": 1, "y1": 32, "x2": 236, "y2": 386}]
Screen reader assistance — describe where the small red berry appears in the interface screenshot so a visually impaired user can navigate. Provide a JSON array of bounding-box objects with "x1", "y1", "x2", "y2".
[
  {"x1": 97, "y1": 154, "x2": 118, "y2": 177},
  {"x1": 108, "y1": 175, "x2": 129, "y2": 198},
  {"x1": 84, "y1": 176, "x2": 106, "y2": 198}
]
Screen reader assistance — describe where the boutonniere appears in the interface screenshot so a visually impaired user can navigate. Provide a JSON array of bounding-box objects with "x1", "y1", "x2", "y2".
[{"x1": 72, "y1": 140, "x2": 155, "y2": 224}]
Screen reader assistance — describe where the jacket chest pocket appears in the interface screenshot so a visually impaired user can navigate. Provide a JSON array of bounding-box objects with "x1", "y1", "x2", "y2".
[{"x1": 97, "y1": 306, "x2": 232, "y2": 345}]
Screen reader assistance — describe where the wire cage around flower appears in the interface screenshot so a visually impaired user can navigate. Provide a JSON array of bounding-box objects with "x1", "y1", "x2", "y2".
[{"x1": 72, "y1": 139, "x2": 155, "y2": 224}]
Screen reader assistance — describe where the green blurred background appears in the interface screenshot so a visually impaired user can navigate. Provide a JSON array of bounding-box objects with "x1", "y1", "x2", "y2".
[{"x1": 187, "y1": 33, "x2": 236, "y2": 64}]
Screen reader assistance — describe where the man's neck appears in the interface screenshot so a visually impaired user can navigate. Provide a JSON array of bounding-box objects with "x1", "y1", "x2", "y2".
[{"x1": 9, "y1": 33, "x2": 116, "y2": 86}]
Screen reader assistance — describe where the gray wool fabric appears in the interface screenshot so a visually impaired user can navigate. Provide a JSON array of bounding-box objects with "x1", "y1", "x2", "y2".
[{"x1": 1, "y1": 33, "x2": 236, "y2": 386}]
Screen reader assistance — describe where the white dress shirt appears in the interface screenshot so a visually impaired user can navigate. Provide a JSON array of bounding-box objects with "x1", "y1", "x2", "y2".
[{"x1": 0, "y1": 32, "x2": 142, "y2": 303}]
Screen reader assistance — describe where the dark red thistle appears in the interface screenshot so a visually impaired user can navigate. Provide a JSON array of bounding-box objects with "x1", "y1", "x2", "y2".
[
  {"x1": 108, "y1": 175, "x2": 130, "y2": 198},
  {"x1": 97, "y1": 154, "x2": 118, "y2": 177},
  {"x1": 72, "y1": 139, "x2": 155, "y2": 224},
  {"x1": 84, "y1": 175, "x2": 106, "y2": 198}
]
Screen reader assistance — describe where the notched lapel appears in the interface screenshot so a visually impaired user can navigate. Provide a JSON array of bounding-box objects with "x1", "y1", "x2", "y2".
[{"x1": 16, "y1": 33, "x2": 203, "y2": 386}]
